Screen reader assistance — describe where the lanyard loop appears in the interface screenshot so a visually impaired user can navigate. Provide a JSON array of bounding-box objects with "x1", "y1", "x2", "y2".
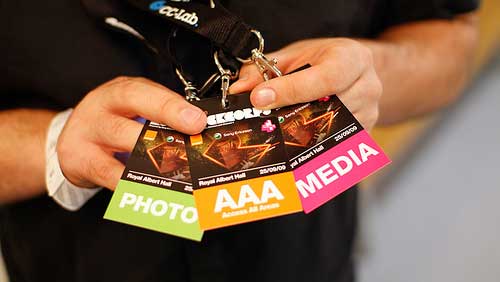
[
  {"x1": 175, "y1": 68, "x2": 200, "y2": 101},
  {"x1": 237, "y1": 30, "x2": 282, "y2": 81}
]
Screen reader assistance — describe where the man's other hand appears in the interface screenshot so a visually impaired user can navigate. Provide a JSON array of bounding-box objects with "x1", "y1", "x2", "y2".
[
  {"x1": 230, "y1": 38, "x2": 382, "y2": 132},
  {"x1": 57, "y1": 77, "x2": 206, "y2": 190}
]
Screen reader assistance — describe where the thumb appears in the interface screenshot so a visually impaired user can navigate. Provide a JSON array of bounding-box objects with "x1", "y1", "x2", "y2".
[{"x1": 250, "y1": 65, "x2": 335, "y2": 109}]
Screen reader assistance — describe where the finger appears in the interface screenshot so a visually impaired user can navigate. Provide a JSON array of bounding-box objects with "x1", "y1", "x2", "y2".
[
  {"x1": 229, "y1": 49, "x2": 297, "y2": 94},
  {"x1": 231, "y1": 38, "x2": 358, "y2": 95},
  {"x1": 249, "y1": 62, "x2": 364, "y2": 109},
  {"x1": 83, "y1": 148, "x2": 125, "y2": 190},
  {"x1": 100, "y1": 77, "x2": 206, "y2": 135},
  {"x1": 92, "y1": 116, "x2": 144, "y2": 152},
  {"x1": 264, "y1": 48, "x2": 309, "y2": 73},
  {"x1": 336, "y1": 77, "x2": 366, "y2": 115},
  {"x1": 344, "y1": 67, "x2": 382, "y2": 113},
  {"x1": 337, "y1": 69, "x2": 382, "y2": 129},
  {"x1": 229, "y1": 63, "x2": 264, "y2": 94}
]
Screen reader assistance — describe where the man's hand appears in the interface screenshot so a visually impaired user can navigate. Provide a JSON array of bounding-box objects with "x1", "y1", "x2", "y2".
[
  {"x1": 230, "y1": 38, "x2": 383, "y2": 131},
  {"x1": 57, "y1": 77, "x2": 207, "y2": 190}
]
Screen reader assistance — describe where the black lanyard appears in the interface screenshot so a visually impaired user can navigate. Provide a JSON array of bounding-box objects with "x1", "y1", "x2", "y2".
[
  {"x1": 81, "y1": 0, "x2": 281, "y2": 107},
  {"x1": 126, "y1": 0, "x2": 258, "y2": 60},
  {"x1": 81, "y1": 0, "x2": 222, "y2": 92}
]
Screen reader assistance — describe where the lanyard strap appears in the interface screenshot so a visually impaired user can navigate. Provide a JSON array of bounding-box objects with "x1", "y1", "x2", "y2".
[
  {"x1": 126, "y1": 0, "x2": 258, "y2": 59},
  {"x1": 81, "y1": 0, "x2": 220, "y2": 90},
  {"x1": 81, "y1": 0, "x2": 282, "y2": 108}
]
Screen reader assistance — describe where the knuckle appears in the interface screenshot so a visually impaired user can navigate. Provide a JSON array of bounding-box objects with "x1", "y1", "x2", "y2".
[
  {"x1": 157, "y1": 93, "x2": 179, "y2": 119},
  {"x1": 119, "y1": 78, "x2": 141, "y2": 96},
  {"x1": 329, "y1": 38, "x2": 357, "y2": 55},
  {"x1": 111, "y1": 78, "x2": 147, "y2": 105},
  {"x1": 366, "y1": 74, "x2": 383, "y2": 100},
  {"x1": 84, "y1": 86, "x2": 103, "y2": 102},
  {"x1": 284, "y1": 79, "x2": 302, "y2": 104},
  {"x1": 84, "y1": 157, "x2": 111, "y2": 184},
  {"x1": 364, "y1": 46, "x2": 374, "y2": 63},
  {"x1": 317, "y1": 64, "x2": 338, "y2": 94},
  {"x1": 334, "y1": 39, "x2": 373, "y2": 69},
  {"x1": 127, "y1": 76, "x2": 153, "y2": 86},
  {"x1": 356, "y1": 44, "x2": 374, "y2": 69},
  {"x1": 324, "y1": 41, "x2": 348, "y2": 59},
  {"x1": 104, "y1": 118, "x2": 129, "y2": 141},
  {"x1": 110, "y1": 76, "x2": 132, "y2": 84},
  {"x1": 96, "y1": 77, "x2": 140, "y2": 105}
]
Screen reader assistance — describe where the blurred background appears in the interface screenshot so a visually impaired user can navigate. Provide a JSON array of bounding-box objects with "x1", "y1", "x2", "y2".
[
  {"x1": 0, "y1": 1, "x2": 498, "y2": 281},
  {"x1": 358, "y1": 0, "x2": 500, "y2": 281}
]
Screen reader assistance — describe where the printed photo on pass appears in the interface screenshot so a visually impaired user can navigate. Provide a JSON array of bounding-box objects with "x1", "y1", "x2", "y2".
[
  {"x1": 276, "y1": 96, "x2": 360, "y2": 158},
  {"x1": 186, "y1": 117, "x2": 285, "y2": 181},
  {"x1": 124, "y1": 124, "x2": 192, "y2": 193}
]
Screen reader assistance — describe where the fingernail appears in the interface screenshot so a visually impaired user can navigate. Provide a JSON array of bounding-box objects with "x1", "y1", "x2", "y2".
[
  {"x1": 254, "y1": 88, "x2": 276, "y2": 108},
  {"x1": 180, "y1": 107, "x2": 203, "y2": 126}
]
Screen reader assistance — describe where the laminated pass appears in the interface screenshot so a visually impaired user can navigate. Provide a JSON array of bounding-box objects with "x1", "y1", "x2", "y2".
[
  {"x1": 105, "y1": 121, "x2": 203, "y2": 241},
  {"x1": 275, "y1": 94, "x2": 391, "y2": 213},
  {"x1": 257, "y1": 63, "x2": 391, "y2": 213},
  {"x1": 186, "y1": 93, "x2": 302, "y2": 230}
]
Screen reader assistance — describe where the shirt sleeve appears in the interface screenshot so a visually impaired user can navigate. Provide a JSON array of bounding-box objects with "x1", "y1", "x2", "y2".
[{"x1": 381, "y1": 0, "x2": 480, "y2": 28}]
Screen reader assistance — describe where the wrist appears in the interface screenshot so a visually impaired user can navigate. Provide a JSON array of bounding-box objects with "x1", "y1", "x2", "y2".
[
  {"x1": 45, "y1": 109, "x2": 102, "y2": 211},
  {"x1": 0, "y1": 109, "x2": 57, "y2": 203}
]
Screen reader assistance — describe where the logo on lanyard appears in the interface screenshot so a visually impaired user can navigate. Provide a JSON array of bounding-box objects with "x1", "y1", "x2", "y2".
[{"x1": 149, "y1": 0, "x2": 199, "y2": 27}]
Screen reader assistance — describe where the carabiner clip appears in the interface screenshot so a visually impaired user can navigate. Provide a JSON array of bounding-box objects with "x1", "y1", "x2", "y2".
[
  {"x1": 220, "y1": 74, "x2": 231, "y2": 108},
  {"x1": 214, "y1": 51, "x2": 239, "y2": 108},
  {"x1": 237, "y1": 30, "x2": 282, "y2": 81},
  {"x1": 175, "y1": 68, "x2": 200, "y2": 101},
  {"x1": 251, "y1": 49, "x2": 282, "y2": 81}
]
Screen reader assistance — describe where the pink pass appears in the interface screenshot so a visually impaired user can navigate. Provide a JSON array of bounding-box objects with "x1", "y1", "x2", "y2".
[
  {"x1": 293, "y1": 130, "x2": 390, "y2": 213},
  {"x1": 275, "y1": 95, "x2": 390, "y2": 213}
]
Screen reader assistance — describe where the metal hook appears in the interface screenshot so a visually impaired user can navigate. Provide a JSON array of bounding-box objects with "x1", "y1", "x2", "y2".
[
  {"x1": 236, "y1": 30, "x2": 282, "y2": 81},
  {"x1": 221, "y1": 74, "x2": 230, "y2": 108},
  {"x1": 175, "y1": 68, "x2": 200, "y2": 101},
  {"x1": 214, "y1": 51, "x2": 239, "y2": 108},
  {"x1": 250, "y1": 49, "x2": 282, "y2": 81},
  {"x1": 198, "y1": 72, "x2": 222, "y2": 97},
  {"x1": 237, "y1": 30, "x2": 264, "y2": 63},
  {"x1": 213, "y1": 51, "x2": 239, "y2": 80}
]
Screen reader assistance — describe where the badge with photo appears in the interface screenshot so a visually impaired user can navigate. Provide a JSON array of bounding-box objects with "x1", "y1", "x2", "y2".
[
  {"x1": 185, "y1": 93, "x2": 302, "y2": 230},
  {"x1": 104, "y1": 121, "x2": 203, "y2": 241}
]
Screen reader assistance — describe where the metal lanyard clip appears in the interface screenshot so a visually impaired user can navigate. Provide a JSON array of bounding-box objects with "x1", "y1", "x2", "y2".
[
  {"x1": 214, "y1": 51, "x2": 238, "y2": 108},
  {"x1": 238, "y1": 30, "x2": 282, "y2": 81},
  {"x1": 251, "y1": 49, "x2": 282, "y2": 81},
  {"x1": 175, "y1": 68, "x2": 200, "y2": 101},
  {"x1": 220, "y1": 72, "x2": 231, "y2": 108}
]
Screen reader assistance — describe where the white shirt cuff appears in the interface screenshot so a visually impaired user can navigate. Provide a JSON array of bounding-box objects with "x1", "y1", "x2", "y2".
[{"x1": 45, "y1": 109, "x2": 102, "y2": 211}]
